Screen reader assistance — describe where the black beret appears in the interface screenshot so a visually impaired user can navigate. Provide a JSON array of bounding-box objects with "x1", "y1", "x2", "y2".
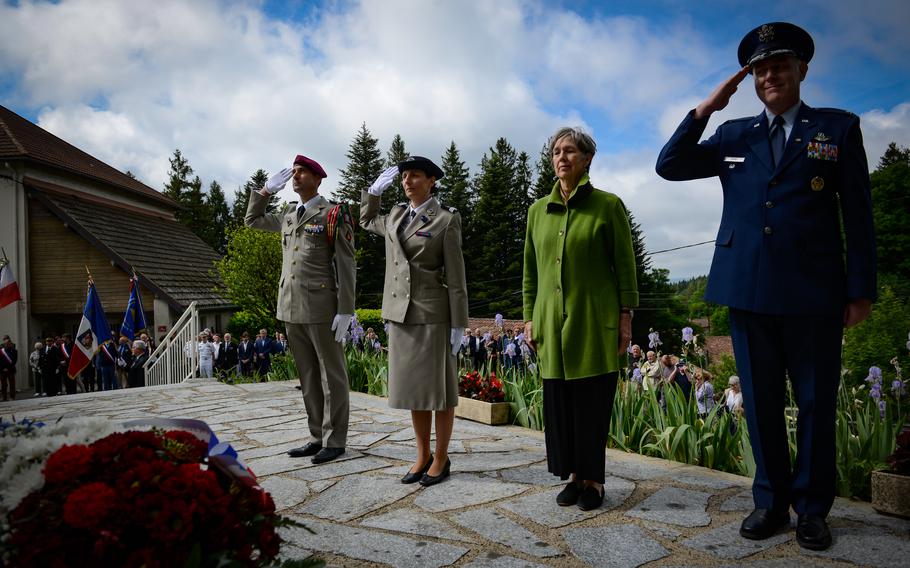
[
  {"x1": 738, "y1": 22, "x2": 814, "y2": 69},
  {"x1": 397, "y1": 156, "x2": 444, "y2": 180}
]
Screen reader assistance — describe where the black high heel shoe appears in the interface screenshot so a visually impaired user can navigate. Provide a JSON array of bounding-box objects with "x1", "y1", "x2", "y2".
[
  {"x1": 419, "y1": 458, "x2": 451, "y2": 487},
  {"x1": 401, "y1": 454, "x2": 433, "y2": 484}
]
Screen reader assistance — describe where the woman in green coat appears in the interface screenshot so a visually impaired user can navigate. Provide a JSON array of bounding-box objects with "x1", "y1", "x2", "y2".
[{"x1": 523, "y1": 127, "x2": 638, "y2": 511}]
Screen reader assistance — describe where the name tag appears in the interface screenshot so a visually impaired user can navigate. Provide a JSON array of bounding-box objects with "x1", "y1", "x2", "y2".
[{"x1": 723, "y1": 156, "x2": 745, "y2": 163}]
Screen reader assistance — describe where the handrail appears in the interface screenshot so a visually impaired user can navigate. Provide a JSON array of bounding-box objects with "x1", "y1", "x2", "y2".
[{"x1": 144, "y1": 301, "x2": 199, "y2": 386}]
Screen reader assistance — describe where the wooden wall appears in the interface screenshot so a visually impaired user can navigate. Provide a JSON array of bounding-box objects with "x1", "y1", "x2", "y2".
[{"x1": 28, "y1": 199, "x2": 155, "y2": 316}]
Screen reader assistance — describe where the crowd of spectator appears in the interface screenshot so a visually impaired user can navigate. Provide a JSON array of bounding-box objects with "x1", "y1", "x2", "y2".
[{"x1": 625, "y1": 343, "x2": 744, "y2": 418}]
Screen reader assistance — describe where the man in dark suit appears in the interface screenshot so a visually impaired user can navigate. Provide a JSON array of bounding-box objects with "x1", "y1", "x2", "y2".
[
  {"x1": 38, "y1": 337, "x2": 61, "y2": 397},
  {"x1": 0, "y1": 335, "x2": 18, "y2": 401},
  {"x1": 237, "y1": 332, "x2": 254, "y2": 377},
  {"x1": 223, "y1": 332, "x2": 239, "y2": 378},
  {"x1": 96, "y1": 341, "x2": 118, "y2": 390},
  {"x1": 656, "y1": 22, "x2": 876, "y2": 551},
  {"x1": 128, "y1": 339, "x2": 149, "y2": 388},
  {"x1": 254, "y1": 328, "x2": 273, "y2": 380},
  {"x1": 59, "y1": 334, "x2": 76, "y2": 394}
]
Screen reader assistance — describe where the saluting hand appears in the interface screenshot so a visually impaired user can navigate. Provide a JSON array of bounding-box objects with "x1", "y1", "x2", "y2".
[
  {"x1": 264, "y1": 167, "x2": 294, "y2": 195},
  {"x1": 368, "y1": 165, "x2": 399, "y2": 196},
  {"x1": 694, "y1": 66, "x2": 750, "y2": 120}
]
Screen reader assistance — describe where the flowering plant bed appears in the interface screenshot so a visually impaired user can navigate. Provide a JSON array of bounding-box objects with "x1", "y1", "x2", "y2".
[
  {"x1": 457, "y1": 371, "x2": 509, "y2": 425},
  {"x1": 0, "y1": 417, "x2": 307, "y2": 567},
  {"x1": 872, "y1": 428, "x2": 910, "y2": 518},
  {"x1": 458, "y1": 370, "x2": 505, "y2": 403}
]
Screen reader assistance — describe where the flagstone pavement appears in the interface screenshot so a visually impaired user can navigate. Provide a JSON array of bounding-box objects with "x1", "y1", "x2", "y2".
[{"x1": 3, "y1": 380, "x2": 909, "y2": 567}]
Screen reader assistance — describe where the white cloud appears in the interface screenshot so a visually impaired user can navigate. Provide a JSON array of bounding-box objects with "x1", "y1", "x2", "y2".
[{"x1": 1, "y1": 0, "x2": 908, "y2": 281}]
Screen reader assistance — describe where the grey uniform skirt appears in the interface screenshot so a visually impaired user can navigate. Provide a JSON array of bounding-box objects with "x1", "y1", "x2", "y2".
[{"x1": 387, "y1": 321, "x2": 458, "y2": 410}]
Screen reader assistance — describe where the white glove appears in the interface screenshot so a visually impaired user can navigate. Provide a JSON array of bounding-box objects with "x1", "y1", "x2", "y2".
[
  {"x1": 264, "y1": 167, "x2": 294, "y2": 194},
  {"x1": 450, "y1": 327, "x2": 464, "y2": 356},
  {"x1": 332, "y1": 314, "x2": 353, "y2": 343},
  {"x1": 368, "y1": 165, "x2": 399, "y2": 196}
]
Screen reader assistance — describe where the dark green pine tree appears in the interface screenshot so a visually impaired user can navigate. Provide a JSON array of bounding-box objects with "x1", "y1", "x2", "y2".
[
  {"x1": 468, "y1": 138, "x2": 522, "y2": 318},
  {"x1": 205, "y1": 180, "x2": 230, "y2": 254},
  {"x1": 436, "y1": 141, "x2": 473, "y2": 226},
  {"x1": 163, "y1": 149, "x2": 193, "y2": 216},
  {"x1": 871, "y1": 142, "x2": 910, "y2": 296},
  {"x1": 231, "y1": 169, "x2": 270, "y2": 226},
  {"x1": 532, "y1": 142, "x2": 556, "y2": 200},
  {"x1": 334, "y1": 123, "x2": 385, "y2": 308},
  {"x1": 382, "y1": 134, "x2": 409, "y2": 214},
  {"x1": 183, "y1": 175, "x2": 210, "y2": 231},
  {"x1": 512, "y1": 151, "x2": 534, "y2": 229}
]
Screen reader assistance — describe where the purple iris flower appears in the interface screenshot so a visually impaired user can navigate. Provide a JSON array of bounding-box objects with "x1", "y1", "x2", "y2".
[
  {"x1": 384, "y1": 322, "x2": 390, "y2": 334},
  {"x1": 870, "y1": 383, "x2": 882, "y2": 400},
  {"x1": 682, "y1": 327, "x2": 694, "y2": 343},
  {"x1": 878, "y1": 399, "x2": 887, "y2": 419},
  {"x1": 893, "y1": 380, "x2": 905, "y2": 395},
  {"x1": 648, "y1": 331, "x2": 662, "y2": 349},
  {"x1": 495, "y1": 313, "x2": 504, "y2": 327},
  {"x1": 867, "y1": 366, "x2": 883, "y2": 383},
  {"x1": 632, "y1": 368, "x2": 643, "y2": 384}
]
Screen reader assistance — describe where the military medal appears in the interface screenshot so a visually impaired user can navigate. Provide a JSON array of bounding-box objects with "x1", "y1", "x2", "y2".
[
  {"x1": 416, "y1": 230, "x2": 432, "y2": 238},
  {"x1": 807, "y1": 141, "x2": 838, "y2": 161},
  {"x1": 304, "y1": 224, "x2": 325, "y2": 234},
  {"x1": 811, "y1": 176, "x2": 825, "y2": 191},
  {"x1": 813, "y1": 132, "x2": 831, "y2": 142}
]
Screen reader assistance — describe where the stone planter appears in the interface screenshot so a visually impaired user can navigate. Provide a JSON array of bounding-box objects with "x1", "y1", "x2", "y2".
[
  {"x1": 455, "y1": 396, "x2": 510, "y2": 425},
  {"x1": 871, "y1": 470, "x2": 910, "y2": 518}
]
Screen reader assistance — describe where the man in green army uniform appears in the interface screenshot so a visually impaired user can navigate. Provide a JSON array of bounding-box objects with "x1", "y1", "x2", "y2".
[{"x1": 245, "y1": 154, "x2": 355, "y2": 465}]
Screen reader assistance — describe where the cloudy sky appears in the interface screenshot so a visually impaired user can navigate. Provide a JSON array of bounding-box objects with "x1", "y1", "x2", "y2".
[{"x1": 2, "y1": 0, "x2": 908, "y2": 279}]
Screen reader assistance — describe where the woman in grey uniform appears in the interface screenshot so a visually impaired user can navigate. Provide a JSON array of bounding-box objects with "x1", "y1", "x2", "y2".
[{"x1": 361, "y1": 156, "x2": 469, "y2": 486}]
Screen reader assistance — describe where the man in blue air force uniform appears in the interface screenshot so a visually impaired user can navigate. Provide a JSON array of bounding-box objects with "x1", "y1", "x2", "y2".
[{"x1": 656, "y1": 22, "x2": 876, "y2": 551}]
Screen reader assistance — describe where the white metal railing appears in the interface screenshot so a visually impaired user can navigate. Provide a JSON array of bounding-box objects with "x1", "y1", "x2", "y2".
[{"x1": 144, "y1": 301, "x2": 198, "y2": 386}]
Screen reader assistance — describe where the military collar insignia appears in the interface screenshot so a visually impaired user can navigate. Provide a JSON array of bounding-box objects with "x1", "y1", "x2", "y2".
[
  {"x1": 813, "y1": 132, "x2": 831, "y2": 142},
  {"x1": 287, "y1": 217, "x2": 293, "y2": 225},
  {"x1": 420, "y1": 214, "x2": 430, "y2": 223},
  {"x1": 758, "y1": 24, "x2": 774, "y2": 42}
]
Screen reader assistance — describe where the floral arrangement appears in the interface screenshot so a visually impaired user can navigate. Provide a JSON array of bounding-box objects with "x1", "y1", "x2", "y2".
[
  {"x1": 0, "y1": 417, "x2": 293, "y2": 567},
  {"x1": 459, "y1": 370, "x2": 505, "y2": 403}
]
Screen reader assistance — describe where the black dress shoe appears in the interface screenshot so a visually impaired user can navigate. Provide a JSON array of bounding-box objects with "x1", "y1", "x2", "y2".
[
  {"x1": 287, "y1": 442, "x2": 322, "y2": 458},
  {"x1": 311, "y1": 447, "x2": 345, "y2": 464},
  {"x1": 556, "y1": 482, "x2": 581, "y2": 506},
  {"x1": 739, "y1": 508, "x2": 791, "y2": 540},
  {"x1": 419, "y1": 458, "x2": 451, "y2": 487},
  {"x1": 796, "y1": 514, "x2": 832, "y2": 550},
  {"x1": 401, "y1": 454, "x2": 434, "y2": 484},
  {"x1": 577, "y1": 485, "x2": 604, "y2": 511}
]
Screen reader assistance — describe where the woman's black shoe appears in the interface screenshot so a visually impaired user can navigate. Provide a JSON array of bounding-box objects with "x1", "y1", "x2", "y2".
[
  {"x1": 401, "y1": 454, "x2": 434, "y2": 484},
  {"x1": 577, "y1": 484, "x2": 604, "y2": 511},
  {"x1": 556, "y1": 482, "x2": 581, "y2": 506},
  {"x1": 419, "y1": 458, "x2": 451, "y2": 487}
]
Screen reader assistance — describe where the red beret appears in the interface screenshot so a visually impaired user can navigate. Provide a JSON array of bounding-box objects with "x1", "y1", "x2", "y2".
[{"x1": 293, "y1": 155, "x2": 327, "y2": 178}]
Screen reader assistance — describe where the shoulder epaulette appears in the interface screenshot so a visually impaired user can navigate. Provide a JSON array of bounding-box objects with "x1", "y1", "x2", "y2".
[
  {"x1": 721, "y1": 116, "x2": 755, "y2": 127},
  {"x1": 396, "y1": 202, "x2": 408, "y2": 208},
  {"x1": 813, "y1": 107, "x2": 856, "y2": 119},
  {"x1": 440, "y1": 204, "x2": 457, "y2": 213}
]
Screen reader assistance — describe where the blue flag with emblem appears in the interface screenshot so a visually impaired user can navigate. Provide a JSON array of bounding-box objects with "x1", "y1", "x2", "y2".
[{"x1": 120, "y1": 275, "x2": 147, "y2": 340}]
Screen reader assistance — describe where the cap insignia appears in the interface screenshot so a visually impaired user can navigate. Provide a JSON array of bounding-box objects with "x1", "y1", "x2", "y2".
[{"x1": 758, "y1": 24, "x2": 774, "y2": 42}]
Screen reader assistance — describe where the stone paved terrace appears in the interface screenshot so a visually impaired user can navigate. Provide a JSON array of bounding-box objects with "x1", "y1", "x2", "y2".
[{"x1": 2, "y1": 381, "x2": 909, "y2": 567}]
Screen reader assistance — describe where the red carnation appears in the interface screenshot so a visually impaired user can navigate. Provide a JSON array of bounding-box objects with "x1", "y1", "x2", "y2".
[
  {"x1": 63, "y1": 482, "x2": 117, "y2": 529},
  {"x1": 44, "y1": 444, "x2": 94, "y2": 484}
]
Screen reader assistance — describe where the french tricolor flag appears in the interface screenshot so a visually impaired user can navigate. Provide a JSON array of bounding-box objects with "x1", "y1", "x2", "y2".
[
  {"x1": 68, "y1": 282, "x2": 113, "y2": 379},
  {"x1": 0, "y1": 261, "x2": 21, "y2": 310}
]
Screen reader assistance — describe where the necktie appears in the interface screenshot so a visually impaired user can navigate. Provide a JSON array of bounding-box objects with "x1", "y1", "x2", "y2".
[
  {"x1": 297, "y1": 207, "x2": 305, "y2": 221},
  {"x1": 769, "y1": 115, "x2": 786, "y2": 168},
  {"x1": 398, "y1": 210, "x2": 416, "y2": 237}
]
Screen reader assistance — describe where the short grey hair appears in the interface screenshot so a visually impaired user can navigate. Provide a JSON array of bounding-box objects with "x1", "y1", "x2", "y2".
[
  {"x1": 728, "y1": 375, "x2": 740, "y2": 385},
  {"x1": 548, "y1": 127, "x2": 597, "y2": 158},
  {"x1": 133, "y1": 340, "x2": 146, "y2": 350}
]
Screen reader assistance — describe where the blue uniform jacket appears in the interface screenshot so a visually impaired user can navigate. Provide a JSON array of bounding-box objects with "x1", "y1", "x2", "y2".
[{"x1": 656, "y1": 104, "x2": 876, "y2": 315}]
